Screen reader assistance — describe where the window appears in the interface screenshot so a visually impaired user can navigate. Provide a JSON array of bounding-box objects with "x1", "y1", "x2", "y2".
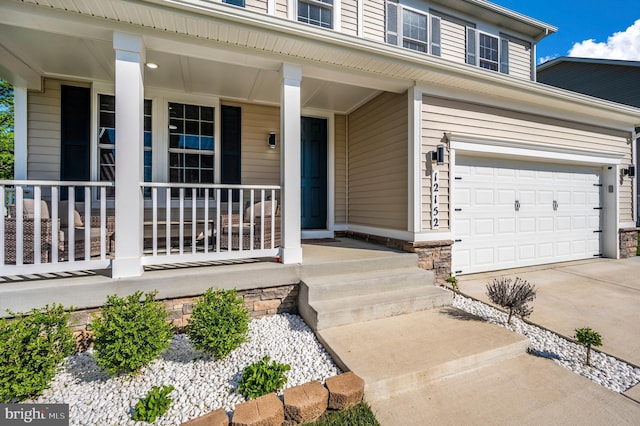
[
  {"x1": 386, "y1": 2, "x2": 441, "y2": 56},
  {"x1": 223, "y1": 0, "x2": 245, "y2": 6},
  {"x1": 466, "y1": 28, "x2": 509, "y2": 74},
  {"x1": 168, "y1": 102, "x2": 215, "y2": 193},
  {"x1": 98, "y1": 95, "x2": 152, "y2": 196},
  {"x1": 298, "y1": 0, "x2": 333, "y2": 29}
]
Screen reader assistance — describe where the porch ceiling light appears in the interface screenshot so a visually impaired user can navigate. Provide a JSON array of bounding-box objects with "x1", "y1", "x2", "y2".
[{"x1": 145, "y1": 62, "x2": 159, "y2": 69}]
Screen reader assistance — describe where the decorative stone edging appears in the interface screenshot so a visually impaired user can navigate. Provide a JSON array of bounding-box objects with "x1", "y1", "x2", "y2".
[{"x1": 181, "y1": 372, "x2": 365, "y2": 426}]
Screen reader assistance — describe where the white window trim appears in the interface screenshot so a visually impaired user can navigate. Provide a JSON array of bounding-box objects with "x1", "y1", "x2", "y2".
[
  {"x1": 293, "y1": 0, "x2": 340, "y2": 30},
  {"x1": 387, "y1": 3, "x2": 438, "y2": 56},
  {"x1": 467, "y1": 28, "x2": 509, "y2": 74}
]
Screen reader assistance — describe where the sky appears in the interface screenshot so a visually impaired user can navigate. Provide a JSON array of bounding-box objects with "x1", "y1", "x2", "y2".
[{"x1": 493, "y1": 0, "x2": 640, "y2": 64}]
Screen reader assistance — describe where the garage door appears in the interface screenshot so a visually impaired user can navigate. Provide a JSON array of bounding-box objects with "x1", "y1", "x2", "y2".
[{"x1": 453, "y1": 156, "x2": 601, "y2": 274}]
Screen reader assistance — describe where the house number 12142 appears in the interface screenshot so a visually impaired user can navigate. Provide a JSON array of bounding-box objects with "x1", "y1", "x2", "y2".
[{"x1": 432, "y1": 170, "x2": 439, "y2": 229}]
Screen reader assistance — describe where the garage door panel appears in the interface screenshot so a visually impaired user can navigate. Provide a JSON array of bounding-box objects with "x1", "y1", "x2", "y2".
[{"x1": 453, "y1": 156, "x2": 601, "y2": 274}]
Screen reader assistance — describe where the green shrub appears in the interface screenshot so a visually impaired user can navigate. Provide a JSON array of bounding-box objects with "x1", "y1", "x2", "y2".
[
  {"x1": 574, "y1": 327, "x2": 602, "y2": 366},
  {"x1": 308, "y1": 401, "x2": 380, "y2": 426},
  {"x1": 91, "y1": 291, "x2": 173, "y2": 376},
  {"x1": 238, "y1": 356, "x2": 290, "y2": 399},
  {"x1": 132, "y1": 385, "x2": 175, "y2": 423},
  {"x1": 445, "y1": 273, "x2": 459, "y2": 293},
  {"x1": 0, "y1": 304, "x2": 75, "y2": 402},
  {"x1": 486, "y1": 277, "x2": 536, "y2": 325},
  {"x1": 187, "y1": 288, "x2": 249, "y2": 359}
]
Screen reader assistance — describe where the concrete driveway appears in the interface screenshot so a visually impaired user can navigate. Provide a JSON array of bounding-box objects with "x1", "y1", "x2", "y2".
[{"x1": 458, "y1": 257, "x2": 640, "y2": 367}]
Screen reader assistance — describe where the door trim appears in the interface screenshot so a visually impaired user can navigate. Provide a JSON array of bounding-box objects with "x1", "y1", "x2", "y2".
[{"x1": 301, "y1": 109, "x2": 335, "y2": 233}]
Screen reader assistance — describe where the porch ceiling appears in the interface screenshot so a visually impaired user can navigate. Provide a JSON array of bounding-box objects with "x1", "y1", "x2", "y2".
[{"x1": 0, "y1": 23, "x2": 382, "y2": 113}]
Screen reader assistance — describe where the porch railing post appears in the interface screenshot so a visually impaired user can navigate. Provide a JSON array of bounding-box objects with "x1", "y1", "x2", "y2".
[
  {"x1": 279, "y1": 63, "x2": 303, "y2": 263},
  {"x1": 112, "y1": 32, "x2": 145, "y2": 278}
]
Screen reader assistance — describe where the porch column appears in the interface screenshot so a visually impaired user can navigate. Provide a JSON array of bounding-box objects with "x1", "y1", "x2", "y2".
[
  {"x1": 13, "y1": 87, "x2": 27, "y2": 179},
  {"x1": 112, "y1": 32, "x2": 145, "y2": 278},
  {"x1": 407, "y1": 86, "x2": 422, "y2": 236},
  {"x1": 279, "y1": 63, "x2": 303, "y2": 264}
]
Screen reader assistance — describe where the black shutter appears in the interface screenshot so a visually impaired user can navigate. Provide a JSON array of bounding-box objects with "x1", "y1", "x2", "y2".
[
  {"x1": 60, "y1": 85, "x2": 91, "y2": 201},
  {"x1": 221, "y1": 105, "x2": 242, "y2": 202}
]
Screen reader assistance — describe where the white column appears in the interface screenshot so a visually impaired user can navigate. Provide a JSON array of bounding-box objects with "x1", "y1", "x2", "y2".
[
  {"x1": 112, "y1": 32, "x2": 145, "y2": 278},
  {"x1": 407, "y1": 86, "x2": 422, "y2": 236},
  {"x1": 13, "y1": 87, "x2": 27, "y2": 179},
  {"x1": 279, "y1": 63, "x2": 303, "y2": 264}
]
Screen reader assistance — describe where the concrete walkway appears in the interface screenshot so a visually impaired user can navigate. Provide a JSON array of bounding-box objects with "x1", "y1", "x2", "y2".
[
  {"x1": 458, "y1": 257, "x2": 640, "y2": 366},
  {"x1": 317, "y1": 257, "x2": 640, "y2": 424}
]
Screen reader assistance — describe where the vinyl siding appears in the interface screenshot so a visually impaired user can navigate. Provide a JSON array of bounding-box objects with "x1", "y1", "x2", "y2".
[
  {"x1": 440, "y1": 17, "x2": 466, "y2": 64},
  {"x1": 27, "y1": 79, "x2": 63, "y2": 180},
  {"x1": 507, "y1": 38, "x2": 531, "y2": 80},
  {"x1": 246, "y1": 0, "x2": 267, "y2": 14},
  {"x1": 222, "y1": 101, "x2": 281, "y2": 185},
  {"x1": 275, "y1": 0, "x2": 288, "y2": 18},
  {"x1": 341, "y1": 0, "x2": 358, "y2": 36},
  {"x1": 348, "y1": 92, "x2": 407, "y2": 230},
  {"x1": 362, "y1": 0, "x2": 385, "y2": 42},
  {"x1": 421, "y1": 95, "x2": 634, "y2": 230},
  {"x1": 334, "y1": 114, "x2": 347, "y2": 224}
]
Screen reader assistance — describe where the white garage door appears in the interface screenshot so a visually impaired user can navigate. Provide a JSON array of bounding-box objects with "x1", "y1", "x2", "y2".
[{"x1": 453, "y1": 156, "x2": 602, "y2": 274}]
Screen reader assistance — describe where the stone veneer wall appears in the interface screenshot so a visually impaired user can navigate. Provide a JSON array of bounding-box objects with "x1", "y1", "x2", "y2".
[
  {"x1": 70, "y1": 285, "x2": 298, "y2": 344},
  {"x1": 412, "y1": 241, "x2": 453, "y2": 285},
  {"x1": 341, "y1": 231, "x2": 452, "y2": 284},
  {"x1": 619, "y1": 228, "x2": 639, "y2": 258}
]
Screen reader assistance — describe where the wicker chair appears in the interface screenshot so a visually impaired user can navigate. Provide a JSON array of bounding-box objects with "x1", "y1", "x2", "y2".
[
  {"x1": 7, "y1": 200, "x2": 115, "y2": 262},
  {"x1": 219, "y1": 200, "x2": 281, "y2": 250}
]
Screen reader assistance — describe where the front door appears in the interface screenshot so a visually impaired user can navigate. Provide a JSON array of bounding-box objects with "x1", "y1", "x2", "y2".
[{"x1": 301, "y1": 117, "x2": 327, "y2": 229}]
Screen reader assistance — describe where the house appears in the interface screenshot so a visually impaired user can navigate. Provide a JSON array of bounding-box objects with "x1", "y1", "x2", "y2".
[
  {"x1": 0, "y1": 0, "x2": 638, "y2": 308},
  {"x1": 537, "y1": 56, "x2": 640, "y2": 225}
]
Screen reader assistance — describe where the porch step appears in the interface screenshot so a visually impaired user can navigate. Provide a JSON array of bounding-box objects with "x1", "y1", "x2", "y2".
[
  {"x1": 299, "y1": 256, "x2": 451, "y2": 331},
  {"x1": 317, "y1": 308, "x2": 530, "y2": 401}
]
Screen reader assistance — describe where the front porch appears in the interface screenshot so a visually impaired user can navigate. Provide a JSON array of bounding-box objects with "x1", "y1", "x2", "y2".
[{"x1": 0, "y1": 237, "x2": 423, "y2": 316}]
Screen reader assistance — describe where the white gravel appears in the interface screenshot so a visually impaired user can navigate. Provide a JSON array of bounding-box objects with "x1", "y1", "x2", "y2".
[
  {"x1": 452, "y1": 291, "x2": 640, "y2": 393},
  {"x1": 32, "y1": 313, "x2": 341, "y2": 426}
]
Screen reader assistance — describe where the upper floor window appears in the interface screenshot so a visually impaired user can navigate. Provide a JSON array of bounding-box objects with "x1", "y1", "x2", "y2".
[
  {"x1": 386, "y1": 2, "x2": 441, "y2": 56},
  {"x1": 466, "y1": 28, "x2": 509, "y2": 74},
  {"x1": 223, "y1": 0, "x2": 245, "y2": 6},
  {"x1": 298, "y1": 0, "x2": 333, "y2": 29}
]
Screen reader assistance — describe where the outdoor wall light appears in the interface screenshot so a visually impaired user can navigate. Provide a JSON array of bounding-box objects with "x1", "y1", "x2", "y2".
[
  {"x1": 430, "y1": 144, "x2": 445, "y2": 165},
  {"x1": 623, "y1": 165, "x2": 636, "y2": 178},
  {"x1": 267, "y1": 132, "x2": 277, "y2": 149}
]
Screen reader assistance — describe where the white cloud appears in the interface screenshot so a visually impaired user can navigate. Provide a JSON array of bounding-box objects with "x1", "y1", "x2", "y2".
[
  {"x1": 569, "y1": 19, "x2": 640, "y2": 60},
  {"x1": 537, "y1": 55, "x2": 557, "y2": 65}
]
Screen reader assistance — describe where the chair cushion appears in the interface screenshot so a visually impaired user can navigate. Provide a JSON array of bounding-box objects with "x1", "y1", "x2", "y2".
[
  {"x1": 58, "y1": 201, "x2": 84, "y2": 228},
  {"x1": 22, "y1": 199, "x2": 50, "y2": 219},
  {"x1": 245, "y1": 200, "x2": 278, "y2": 218}
]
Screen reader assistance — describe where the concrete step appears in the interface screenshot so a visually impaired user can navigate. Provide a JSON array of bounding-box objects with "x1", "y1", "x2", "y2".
[
  {"x1": 303, "y1": 268, "x2": 435, "y2": 302},
  {"x1": 300, "y1": 251, "x2": 419, "y2": 279},
  {"x1": 317, "y1": 307, "x2": 530, "y2": 401},
  {"x1": 305, "y1": 285, "x2": 451, "y2": 330}
]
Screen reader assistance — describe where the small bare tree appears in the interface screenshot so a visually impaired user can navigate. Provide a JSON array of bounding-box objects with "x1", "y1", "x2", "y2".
[{"x1": 486, "y1": 277, "x2": 536, "y2": 325}]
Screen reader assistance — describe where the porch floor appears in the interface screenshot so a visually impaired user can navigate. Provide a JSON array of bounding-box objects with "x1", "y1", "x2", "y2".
[{"x1": 0, "y1": 238, "x2": 418, "y2": 315}]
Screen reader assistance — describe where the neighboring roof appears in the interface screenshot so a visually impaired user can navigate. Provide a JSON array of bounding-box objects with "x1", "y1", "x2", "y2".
[
  {"x1": 431, "y1": 0, "x2": 557, "y2": 41},
  {"x1": 537, "y1": 57, "x2": 640, "y2": 108}
]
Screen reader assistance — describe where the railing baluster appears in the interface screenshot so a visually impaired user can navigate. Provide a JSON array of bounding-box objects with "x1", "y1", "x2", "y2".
[
  {"x1": 227, "y1": 189, "x2": 232, "y2": 252},
  {"x1": 165, "y1": 187, "x2": 171, "y2": 255},
  {"x1": 16, "y1": 186, "x2": 23, "y2": 265},
  {"x1": 179, "y1": 188, "x2": 184, "y2": 255},
  {"x1": 204, "y1": 188, "x2": 209, "y2": 253},
  {"x1": 68, "y1": 187, "x2": 75, "y2": 262},
  {"x1": 100, "y1": 186, "x2": 106, "y2": 259},
  {"x1": 260, "y1": 189, "x2": 265, "y2": 250},
  {"x1": 271, "y1": 189, "x2": 276, "y2": 249},
  {"x1": 239, "y1": 190, "x2": 244, "y2": 251},
  {"x1": 191, "y1": 188, "x2": 197, "y2": 254},
  {"x1": 152, "y1": 187, "x2": 158, "y2": 256},
  {"x1": 216, "y1": 188, "x2": 221, "y2": 252},
  {"x1": 84, "y1": 187, "x2": 91, "y2": 261},
  {"x1": 51, "y1": 187, "x2": 58, "y2": 263},
  {"x1": 250, "y1": 190, "x2": 255, "y2": 251},
  {"x1": 34, "y1": 186, "x2": 42, "y2": 264}
]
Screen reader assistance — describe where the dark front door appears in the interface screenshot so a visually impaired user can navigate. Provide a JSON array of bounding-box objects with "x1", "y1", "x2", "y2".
[{"x1": 301, "y1": 117, "x2": 327, "y2": 229}]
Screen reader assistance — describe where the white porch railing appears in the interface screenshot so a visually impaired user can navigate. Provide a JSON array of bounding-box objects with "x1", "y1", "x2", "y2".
[
  {"x1": 1, "y1": 180, "x2": 114, "y2": 275},
  {"x1": 141, "y1": 183, "x2": 281, "y2": 266}
]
